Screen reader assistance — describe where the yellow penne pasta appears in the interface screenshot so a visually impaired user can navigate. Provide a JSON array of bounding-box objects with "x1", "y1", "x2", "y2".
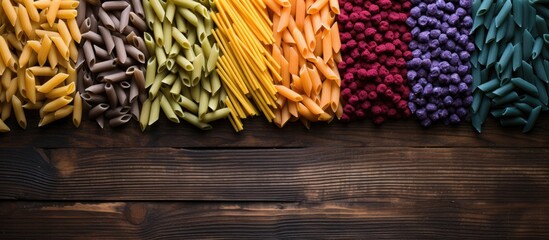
[
  {"x1": 37, "y1": 73, "x2": 69, "y2": 93},
  {"x1": 42, "y1": 95, "x2": 73, "y2": 112},
  {"x1": 46, "y1": 0, "x2": 61, "y2": 26}
]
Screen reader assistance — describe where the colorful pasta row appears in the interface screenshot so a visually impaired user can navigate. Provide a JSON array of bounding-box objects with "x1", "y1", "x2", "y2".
[
  {"x1": 77, "y1": 0, "x2": 148, "y2": 128},
  {"x1": 267, "y1": 0, "x2": 343, "y2": 128},
  {"x1": 212, "y1": 0, "x2": 280, "y2": 131},
  {"x1": 470, "y1": 0, "x2": 549, "y2": 132},
  {"x1": 141, "y1": 0, "x2": 229, "y2": 130},
  {"x1": 0, "y1": 0, "x2": 82, "y2": 132}
]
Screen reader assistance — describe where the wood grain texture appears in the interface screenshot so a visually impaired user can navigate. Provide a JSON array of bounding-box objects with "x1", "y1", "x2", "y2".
[
  {"x1": 1, "y1": 147, "x2": 548, "y2": 202},
  {"x1": 0, "y1": 113, "x2": 547, "y2": 148},
  {"x1": 1, "y1": 201, "x2": 548, "y2": 239}
]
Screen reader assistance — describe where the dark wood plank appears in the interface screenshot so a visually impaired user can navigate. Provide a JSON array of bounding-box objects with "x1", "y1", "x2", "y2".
[
  {"x1": 1, "y1": 201, "x2": 548, "y2": 239},
  {"x1": 1, "y1": 147, "x2": 548, "y2": 201},
  {"x1": 0, "y1": 112, "x2": 547, "y2": 148}
]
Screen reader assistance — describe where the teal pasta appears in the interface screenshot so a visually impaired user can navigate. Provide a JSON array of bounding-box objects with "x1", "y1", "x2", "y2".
[{"x1": 471, "y1": 0, "x2": 549, "y2": 133}]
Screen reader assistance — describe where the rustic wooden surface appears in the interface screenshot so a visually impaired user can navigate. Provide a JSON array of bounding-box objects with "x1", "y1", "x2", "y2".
[{"x1": 1, "y1": 114, "x2": 549, "y2": 239}]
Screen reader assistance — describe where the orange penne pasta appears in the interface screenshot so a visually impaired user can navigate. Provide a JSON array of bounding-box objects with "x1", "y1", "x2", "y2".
[
  {"x1": 295, "y1": 0, "x2": 306, "y2": 30},
  {"x1": 331, "y1": 23, "x2": 341, "y2": 53},
  {"x1": 273, "y1": 0, "x2": 291, "y2": 8},
  {"x1": 281, "y1": 29, "x2": 295, "y2": 44},
  {"x1": 288, "y1": 100, "x2": 298, "y2": 117},
  {"x1": 307, "y1": 0, "x2": 329, "y2": 14},
  {"x1": 275, "y1": 85, "x2": 303, "y2": 101},
  {"x1": 291, "y1": 74, "x2": 303, "y2": 93},
  {"x1": 303, "y1": 16, "x2": 315, "y2": 50},
  {"x1": 323, "y1": 31, "x2": 333, "y2": 63},
  {"x1": 306, "y1": 63, "x2": 322, "y2": 95},
  {"x1": 302, "y1": 95, "x2": 323, "y2": 115},
  {"x1": 299, "y1": 65, "x2": 312, "y2": 96},
  {"x1": 297, "y1": 102, "x2": 317, "y2": 121},
  {"x1": 319, "y1": 80, "x2": 331, "y2": 110},
  {"x1": 291, "y1": 28, "x2": 308, "y2": 57},
  {"x1": 329, "y1": 0, "x2": 340, "y2": 14},
  {"x1": 280, "y1": 103, "x2": 290, "y2": 127},
  {"x1": 330, "y1": 77, "x2": 340, "y2": 112},
  {"x1": 277, "y1": 7, "x2": 291, "y2": 32},
  {"x1": 264, "y1": 0, "x2": 281, "y2": 15},
  {"x1": 311, "y1": 13, "x2": 322, "y2": 33},
  {"x1": 288, "y1": 46, "x2": 299, "y2": 76},
  {"x1": 313, "y1": 56, "x2": 338, "y2": 80}
]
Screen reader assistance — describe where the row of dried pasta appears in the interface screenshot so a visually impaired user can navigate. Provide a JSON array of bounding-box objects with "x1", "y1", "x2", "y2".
[{"x1": 0, "y1": 0, "x2": 547, "y2": 133}]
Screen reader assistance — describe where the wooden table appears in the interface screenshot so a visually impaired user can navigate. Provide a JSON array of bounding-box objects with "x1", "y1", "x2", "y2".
[{"x1": 1, "y1": 115, "x2": 548, "y2": 239}]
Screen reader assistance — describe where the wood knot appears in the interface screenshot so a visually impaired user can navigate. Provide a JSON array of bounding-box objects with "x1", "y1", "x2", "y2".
[
  {"x1": 51, "y1": 151, "x2": 78, "y2": 177},
  {"x1": 125, "y1": 203, "x2": 147, "y2": 225}
]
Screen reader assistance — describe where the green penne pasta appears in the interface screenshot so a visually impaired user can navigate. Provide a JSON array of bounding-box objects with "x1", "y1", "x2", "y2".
[
  {"x1": 206, "y1": 44, "x2": 218, "y2": 72},
  {"x1": 177, "y1": 8, "x2": 198, "y2": 27},
  {"x1": 149, "y1": 0, "x2": 165, "y2": 20},
  {"x1": 473, "y1": 0, "x2": 481, "y2": 14},
  {"x1": 165, "y1": 0, "x2": 176, "y2": 23},
  {"x1": 495, "y1": 19, "x2": 508, "y2": 42},
  {"x1": 478, "y1": 78, "x2": 500, "y2": 92},
  {"x1": 159, "y1": 94, "x2": 179, "y2": 123},
  {"x1": 501, "y1": 107, "x2": 522, "y2": 117},
  {"x1": 532, "y1": 37, "x2": 543, "y2": 59},
  {"x1": 145, "y1": 57, "x2": 157, "y2": 88},
  {"x1": 534, "y1": 78, "x2": 548, "y2": 104},
  {"x1": 191, "y1": 53, "x2": 203, "y2": 86},
  {"x1": 534, "y1": 3, "x2": 549, "y2": 19},
  {"x1": 208, "y1": 91, "x2": 219, "y2": 110},
  {"x1": 524, "y1": 4, "x2": 537, "y2": 32},
  {"x1": 535, "y1": 15, "x2": 549, "y2": 34},
  {"x1": 204, "y1": 15, "x2": 213, "y2": 36},
  {"x1": 472, "y1": 67, "x2": 481, "y2": 90},
  {"x1": 544, "y1": 34, "x2": 549, "y2": 44},
  {"x1": 194, "y1": 4, "x2": 209, "y2": 19},
  {"x1": 495, "y1": 0, "x2": 511, "y2": 27},
  {"x1": 512, "y1": 44, "x2": 522, "y2": 71},
  {"x1": 172, "y1": 0, "x2": 200, "y2": 8},
  {"x1": 143, "y1": 0, "x2": 155, "y2": 29},
  {"x1": 478, "y1": 42, "x2": 491, "y2": 65},
  {"x1": 500, "y1": 116, "x2": 527, "y2": 126},
  {"x1": 533, "y1": 57, "x2": 548, "y2": 82},
  {"x1": 139, "y1": 98, "x2": 152, "y2": 131},
  {"x1": 161, "y1": 73, "x2": 177, "y2": 85},
  {"x1": 496, "y1": 43, "x2": 513, "y2": 73},
  {"x1": 179, "y1": 70, "x2": 191, "y2": 87},
  {"x1": 148, "y1": 95, "x2": 161, "y2": 126},
  {"x1": 520, "y1": 94, "x2": 543, "y2": 106},
  {"x1": 472, "y1": 113, "x2": 483, "y2": 132},
  {"x1": 201, "y1": 72, "x2": 212, "y2": 92},
  {"x1": 180, "y1": 111, "x2": 212, "y2": 130},
  {"x1": 172, "y1": 27, "x2": 191, "y2": 49},
  {"x1": 149, "y1": 70, "x2": 165, "y2": 99},
  {"x1": 523, "y1": 105, "x2": 541, "y2": 132},
  {"x1": 177, "y1": 95, "x2": 198, "y2": 113},
  {"x1": 521, "y1": 61, "x2": 535, "y2": 82},
  {"x1": 169, "y1": 96, "x2": 185, "y2": 118},
  {"x1": 477, "y1": 95, "x2": 492, "y2": 130},
  {"x1": 486, "y1": 42, "x2": 499, "y2": 68},
  {"x1": 175, "y1": 13, "x2": 187, "y2": 33},
  {"x1": 484, "y1": 3, "x2": 497, "y2": 28},
  {"x1": 474, "y1": 27, "x2": 486, "y2": 51},
  {"x1": 198, "y1": 89, "x2": 209, "y2": 119},
  {"x1": 522, "y1": 30, "x2": 535, "y2": 59},
  {"x1": 512, "y1": 0, "x2": 523, "y2": 27},
  {"x1": 514, "y1": 102, "x2": 533, "y2": 113},
  {"x1": 511, "y1": 77, "x2": 539, "y2": 96},
  {"x1": 202, "y1": 108, "x2": 230, "y2": 122},
  {"x1": 144, "y1": 32, "x2": 155, "y2": 54},
  {"x1": 485, "y1": 21, "x2": 497, "y2": 44},
  {"x1": 152, "y1": 16, "x2": 163, "y2": 45},
  {"x1": 491, "y1": 108, "x2": 505, "y2": 118},
  {"x1": 503, "y1": 18, "x2": 515, "y2": 42},
  {"x1": 196, "y1": 16, "x2": 206, "y2": 42},
  {"x1": 493, "y1": 91, "x2": 519, "y2": 106},
  {"x1": 190, "y1": 84, "x2": 200, "y2": 102},
  {"x1": 492, "y1": 82, "x2": 514, "y2": 96},
  {"x1": 176, "y1": 55, "x2": 193, "y2": 71},
  {"x1": 499, "y1": 66, "x2": 513, "y2": 83},
  {"x1": 163, "y1": 20, "x2": 173, "y2": 53},
  {"x1": 477, "y1": 0, "x2": 494, "y2": 16},
  {"x1": 471, "y1": 50, "x2": 480, "y2": 68},
  {"x1": 170, "y1": 77, "x2": 182, "y2": 95},
  {"x1": 155, "y1": 46, "x2": 167, "y2": 72},
  {"x1": 168, "y1": 42, "x2": 181, "y2": 58},
  {"x1": 210, "y1": 70, "x2": 221, "y2": 95},
  {"x1": 471, "y1": 14, "x2": 485, "y2": 33}
]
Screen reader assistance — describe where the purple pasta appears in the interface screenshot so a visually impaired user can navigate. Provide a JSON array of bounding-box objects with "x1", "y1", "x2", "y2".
[{"x1": 406, "y1": 0, "x2": 474, "y2": 126}]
